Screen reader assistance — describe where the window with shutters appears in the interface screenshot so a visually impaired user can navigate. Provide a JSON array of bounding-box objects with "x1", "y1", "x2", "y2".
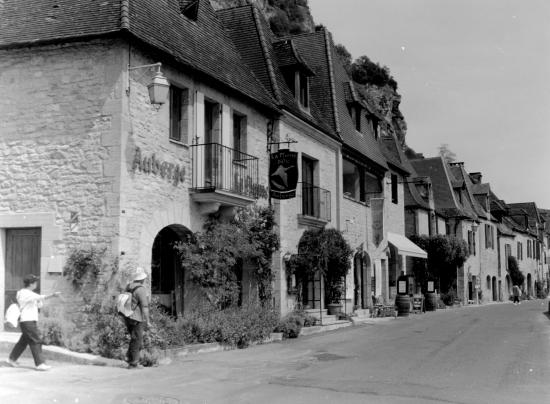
[
  {"x1": 232, "y1": 112, "x2": 247, "y2": 153},
  {"x1": 170, "y1": 86, "x2": 190, "y2": 144},
  {"x1": 391, "y1": 174, "x2": 398, "y2": 204}
]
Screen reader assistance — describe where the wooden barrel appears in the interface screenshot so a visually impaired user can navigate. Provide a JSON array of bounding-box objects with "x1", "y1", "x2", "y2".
[
  {"x1": 425, "y1": 292, "x2": 437, "y2": 311},
  {"x1": 395, "y1": 294, "x2": 410, "y2": 317}
]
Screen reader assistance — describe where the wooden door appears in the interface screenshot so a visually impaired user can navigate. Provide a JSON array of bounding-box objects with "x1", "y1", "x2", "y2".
[{"x1": 5, "y1": 228, "x2": 41, "y2": 309}]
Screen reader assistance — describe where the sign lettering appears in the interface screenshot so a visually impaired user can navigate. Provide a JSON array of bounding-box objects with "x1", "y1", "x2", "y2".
[
  {"x1": 269, "y1": 149, "x2": 298, "y2": 200},
  {"x1": 132, "y1": 147, "x2": 185, "y2": 186}
]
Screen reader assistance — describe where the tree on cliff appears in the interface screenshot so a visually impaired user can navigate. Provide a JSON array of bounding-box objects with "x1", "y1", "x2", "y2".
[{"x1": 438, "y1": 144, "x2": 457, "y2": 163}]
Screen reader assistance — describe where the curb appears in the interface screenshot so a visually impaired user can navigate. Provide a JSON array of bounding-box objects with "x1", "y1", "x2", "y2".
[
  {"x1": 0, "y1": 332, "x2": 285, "y2": 367},
  {"x1": 0, "y1": 340, "x2": 125, "y2": 367},
  {"x1": 299, "y1": 320, "x2": 353, "y2": 336}
]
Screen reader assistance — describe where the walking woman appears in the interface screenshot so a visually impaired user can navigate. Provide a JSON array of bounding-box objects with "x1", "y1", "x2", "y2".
[{"x1": 6, "y1": 274, "x2": 61, "y2": 371}]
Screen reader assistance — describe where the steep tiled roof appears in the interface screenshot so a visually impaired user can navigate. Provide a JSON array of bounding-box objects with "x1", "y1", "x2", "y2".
[
  {"x1": 272, "y1": 40, "x2": 314, "y2": 74},
  {"x1": 411, "y1": 157, "x2": 476, "y2": 219},
  {"x1": 289, "y1": 30, "x2": 387, "y2": 170},
  {"x1": 472, "y1": 183, "x2": 491, "y2": 195},
  {"x1": 0, "y1": 0, "x2": 122, "y2": 46},
  {"x1": 217, "y1": 6, "x2": 337, "y2": 139},
  {"x1": 450, "y1": 165, "x2": 493, "y2": 221},
  {"x1": 0, "y1": 0, "x2": 278, "y2": 112},
  {"x1": 380, "y1": 136, "x2": 411, "y2": 175}
]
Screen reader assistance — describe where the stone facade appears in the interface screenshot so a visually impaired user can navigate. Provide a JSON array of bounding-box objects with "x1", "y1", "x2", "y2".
[
  {"x1": 0, "y1": 39, "x2": 126, "y2": 325},
  {"x1": 272, "y1": 115, "x2": 341, "y2": 316},
  {"x1": 0, "y1": 38, "x2": 275, "y2": 325}
]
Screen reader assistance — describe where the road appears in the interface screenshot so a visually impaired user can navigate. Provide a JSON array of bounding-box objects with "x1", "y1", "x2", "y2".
[{"x1": 1, "y1": 300, "x2": 549, "y2": 404}]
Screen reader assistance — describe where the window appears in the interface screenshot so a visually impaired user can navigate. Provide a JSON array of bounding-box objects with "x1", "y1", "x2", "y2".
[
  {"x1": 517, "y1": 242, "x2": 523, "y2": 260},
  {"x1": 505, "y1": 244, "x2": 512, "y2": 269},
  {"x1": 232, "y1": 113, "x2": 247, "y2": 153},
  {"x1": 468, "y1": 231, "x2": 476, "y2": 256},
  {"x1": 204, "y1": 100, "x2": 221, "y2": 143},
  {"x1": 170, "y1": 86, "x2": 189, "y2": 143},
  {"x1": 485, "y1": 224, "x2": 495, "y2": 249},
  {"x1": 299, "y1": 72, "x2": 309, "y2": 108},
  {"x1": 343, "y1": 159, "x2": 360, "y2": 201},
  {"x1": 301, "y1": 156, "x2": 316, "y2": 217},
  {"x1": 347, "y1": 105, "x2": 362, "y2": 132},
  {"x1": 283, "y1": 70, "x2": 309, "y2": 108},
  {"x1": 391, "y1": 174, "x2": 398, "y2": 204},
  {"x1": 527, "y1": 240, "x2": 531, "y2": 258}
]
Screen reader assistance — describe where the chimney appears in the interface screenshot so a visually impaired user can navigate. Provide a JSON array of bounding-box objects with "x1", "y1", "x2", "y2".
[{"x1": 469, "y1": 172, "x2": 482, "y2": 184}]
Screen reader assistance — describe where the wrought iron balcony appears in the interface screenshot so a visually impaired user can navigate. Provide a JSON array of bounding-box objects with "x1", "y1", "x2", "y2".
[
  {"x1": 190, "y1": 143, "x2": 260, "y2": 209},
  {"x1": 298, "y1": 182, "x2": 331, "y2": 225}
]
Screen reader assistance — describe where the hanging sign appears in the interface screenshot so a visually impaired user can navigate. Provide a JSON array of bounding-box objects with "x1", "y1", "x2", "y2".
[{"x1": 269, "y1": 149, "x2": 298, "y2": 199}]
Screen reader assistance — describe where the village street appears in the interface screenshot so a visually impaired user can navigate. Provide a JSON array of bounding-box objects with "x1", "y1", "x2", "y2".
[{"x1": 1, "y1": 300, "x2": 549, "y2": 404}]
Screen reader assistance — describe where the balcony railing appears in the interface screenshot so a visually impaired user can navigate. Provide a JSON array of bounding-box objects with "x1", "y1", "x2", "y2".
[
  {"x1": 298, "y1": 182, "x2": 331, "y2": 222},
  {"x1": 191, "y1": 143, "x2": 259, "y2": 199}
]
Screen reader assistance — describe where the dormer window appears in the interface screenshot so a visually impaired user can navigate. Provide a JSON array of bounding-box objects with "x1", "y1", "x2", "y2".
[
  {"x1": 299, "y1": 72, "x2": 309, "y2": 108},
  {"x1": 275, "y1": 40, "x2": 314, "y2": 110},
  {"x1": 347, "y1": 104, "x2": 362, "y2": 132},
  {"x1": 283, "y1": 70, "x2": 309, "y2": 109},
  {"x1": 180, "y1": 0, "x2": 199, "y2": 20}
]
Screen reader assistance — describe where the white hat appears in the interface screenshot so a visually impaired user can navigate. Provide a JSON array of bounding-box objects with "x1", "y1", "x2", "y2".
[{"x1": 133, "y1": 267, "x2": 147, "y2": 281}]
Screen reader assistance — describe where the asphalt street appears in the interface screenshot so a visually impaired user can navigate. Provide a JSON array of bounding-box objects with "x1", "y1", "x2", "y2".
[{"x1": 1, "y1": 300, "x2": 549, "y2": 404}]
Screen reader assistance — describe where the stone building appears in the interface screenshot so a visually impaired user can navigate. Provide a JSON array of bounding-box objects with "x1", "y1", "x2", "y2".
[
  {"x1": 411, "y1": 158, "x2": 481, "y2": 301},
  {"x1": 0, "y1": 0, "x2": 281, "y2": 325}
]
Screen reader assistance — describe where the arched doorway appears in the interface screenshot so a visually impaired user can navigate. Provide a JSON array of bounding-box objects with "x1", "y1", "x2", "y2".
[
  {"x1": 151, "y1": 224, "x2": 192, "y2": 317},
  {"x1": 492, "y1": 276, "x2": 497, "y2": 301},
  {"x1": 486, "y1": 275, "x2": 491, "y2": 301},
  {"x1": 527, "y1": 274, "x2": 532, "y2": 297},
  {"x1": 353, "y1": 252, "x2": 372, "y2": 310}
]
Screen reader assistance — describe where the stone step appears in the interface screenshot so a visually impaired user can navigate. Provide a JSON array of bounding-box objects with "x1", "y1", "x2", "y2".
[
  {"x1": 318, "y1": 314, "x2": 340, "y2": 325},
  {"x1": 305, "y1": 309, "x2": 328, "y2": 319},
  {"x1": 353, "y1": 308, "x2": 371, "y2": 317}
]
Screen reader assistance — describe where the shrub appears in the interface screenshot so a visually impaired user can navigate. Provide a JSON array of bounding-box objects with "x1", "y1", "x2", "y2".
[
  {"x1": 39, "y1": 306, "x2": 75, "y2": 347},
  {"x1": 274, "y1": 311, "x2": 311, "y2": 338},
  {"x1": 440, "y1": 289, "x2": 457, "y2": 306},
  {"x1": 508, "y1": 256, "x2": 524, "y2": 287},
  {"x1": 63, "y1": 247, "x2": 104, "y2": 289}
]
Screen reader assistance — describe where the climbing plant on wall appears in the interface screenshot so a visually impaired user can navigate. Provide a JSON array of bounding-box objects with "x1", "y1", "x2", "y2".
[
  {"x1": 175, "y1": 205, "x2": 279, "y2": 309},
  {"x1": 288, "y1": 228, "x2": 352, "y2": 305}
]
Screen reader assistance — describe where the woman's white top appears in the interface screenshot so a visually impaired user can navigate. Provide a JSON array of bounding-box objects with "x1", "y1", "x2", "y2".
[{"x1": 17, "y1": 289, "x2": 45, "y2": 322}]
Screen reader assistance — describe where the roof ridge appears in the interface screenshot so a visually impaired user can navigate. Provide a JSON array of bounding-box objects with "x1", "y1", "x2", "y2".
[
  {"x1": 121, "y1": 0, "x2": 130, "y2": 30},
  {"x1": 322, "y1": 29, "x2": 340, "y2": 136},
  {"x1": 250, "y1": 4, "x2": 282, "y2": 103}
]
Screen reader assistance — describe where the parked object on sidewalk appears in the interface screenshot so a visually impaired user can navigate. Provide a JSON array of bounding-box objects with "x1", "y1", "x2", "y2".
[
  {"x1": 4, "y1": 302, "x2": 21, "y2": 328},
  {"x1": 371, "y1": 295, "x2": 396, "y2": 318},
  {"x1": 425, "y1": 292, "x2": 438, "y2": 311},
  {"x1": 411, "y1": 295, "x2": 424, "y2": 314},
  {"x1": 396, "y1": 294, "x2": 411, "y2": 317},
  {"x1": 7, "y1": 274, "x2": 61, "y2": 371}
]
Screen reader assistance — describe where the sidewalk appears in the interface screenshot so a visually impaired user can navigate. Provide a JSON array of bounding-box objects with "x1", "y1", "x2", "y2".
[{"x1": 0, "y1": 300, "x2": 513, "y2": 367}]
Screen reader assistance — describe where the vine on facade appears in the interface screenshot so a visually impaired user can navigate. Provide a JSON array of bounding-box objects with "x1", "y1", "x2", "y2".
[
  {"x1": 288, "y1": 228, "x2": 352, "y2": 305},
  {"x1": 175, "y1": 205, "x2": 280, "y2": 309}
]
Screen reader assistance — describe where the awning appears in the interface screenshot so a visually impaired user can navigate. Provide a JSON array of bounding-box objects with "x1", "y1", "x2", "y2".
[{"x1": 387, "y1": 232, "x2": 428, "y2": 259}]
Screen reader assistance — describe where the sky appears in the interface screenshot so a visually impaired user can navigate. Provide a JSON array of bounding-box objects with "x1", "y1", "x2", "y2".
[{"x1": 310, "y1": 0, "x2": 550, "y2": 208}]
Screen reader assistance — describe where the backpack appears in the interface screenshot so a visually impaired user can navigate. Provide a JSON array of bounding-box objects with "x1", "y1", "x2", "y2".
[
  {"x1": 5, "y1": 303, "x2": 21, "y2": 328},
  {"x1": 116, "y1": 285, "x2": 142, "y2": 317}
]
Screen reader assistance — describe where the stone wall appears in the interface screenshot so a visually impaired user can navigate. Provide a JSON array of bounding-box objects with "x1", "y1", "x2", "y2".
[
  {"x1": 0, "y1": 39, "x2": 125, "y2": 327},
  {"x1": 117, "y1": 47, "x2": 272, "y2": 273},
  {"x1": 272, "y1": 115, "x2": 341, "y2": 315}
]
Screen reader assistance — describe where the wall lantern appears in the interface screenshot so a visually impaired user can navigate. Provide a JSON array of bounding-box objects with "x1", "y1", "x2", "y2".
[
  {"x1": 471, "y1": 222, "x2": 479, "y2": 233},
  {"x1": 127, "y1": 62, "x2": 169, "y2": 105}
]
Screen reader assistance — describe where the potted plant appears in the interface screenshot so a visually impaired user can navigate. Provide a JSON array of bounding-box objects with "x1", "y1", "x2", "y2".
[
  {"x1": 325, "y1": 275, "x2": 345, "y2": 315},
  {"x1": 289, "y1": 228, "x2": 352, "y2": 316}
]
